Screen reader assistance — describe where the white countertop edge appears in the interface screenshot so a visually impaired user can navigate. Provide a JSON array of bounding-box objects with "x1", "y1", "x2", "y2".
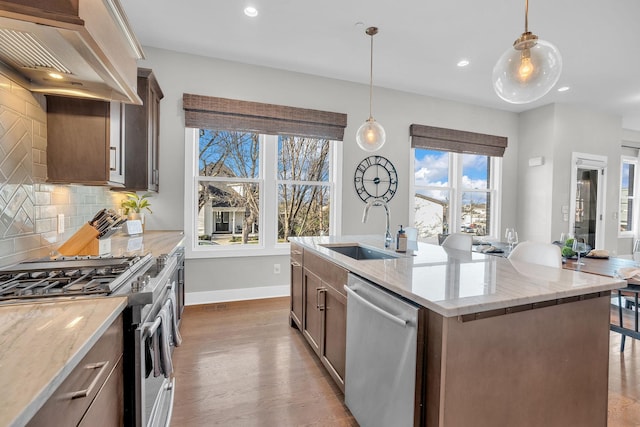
[
  {"x1": 10, "y1": 297, "x2": 128, "y2": 427},
  {"x1": 292, "y1": 236, "x2": 626, "y2": 318},
  {"x1": 345, "y1": 269, "x2": 624, "y2": 318}
]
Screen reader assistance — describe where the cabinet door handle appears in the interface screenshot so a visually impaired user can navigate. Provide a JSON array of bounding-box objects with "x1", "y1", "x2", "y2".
[
  {"x1": 67, "y1": 361, "x2": 110, "y2": 399},
  {"x1": 110, "y1": 147, "x2": 117, "y2": 171},
  {"x1": 316, "y1": 287, "x2": 326, "y2": 310}
]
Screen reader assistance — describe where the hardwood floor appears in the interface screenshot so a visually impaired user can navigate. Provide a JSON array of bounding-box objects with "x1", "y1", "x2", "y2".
[{"x1": 172, "y1": 297, "x2": 640, "y2": 426}]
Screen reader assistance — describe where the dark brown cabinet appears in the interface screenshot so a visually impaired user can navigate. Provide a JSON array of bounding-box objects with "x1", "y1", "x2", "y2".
[
  {"x1": 46, "y1": 97, "x2": 125, "y2": 186},
  {"x1": 302, "y1": 268, "x2": 323, "y2": 355},
  {"x1": 123, "y1": 68, "x2": 164, "y2": 192},
  {"x1": 322, "y1": 283, "x2": 347, "y2": 385},
  {"x1": 297, "y1": 249, "x2": 348, "y2": 391}
]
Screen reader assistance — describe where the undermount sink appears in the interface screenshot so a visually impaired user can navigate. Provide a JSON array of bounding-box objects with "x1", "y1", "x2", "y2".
[{"x1": 320, "y1": 244, "x2": 399, "y2": 260}]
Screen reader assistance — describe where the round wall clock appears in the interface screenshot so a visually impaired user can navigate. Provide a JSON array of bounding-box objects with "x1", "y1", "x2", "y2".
[{"x1": 354, "y1": 155, "x2": 398, "y2": 203}]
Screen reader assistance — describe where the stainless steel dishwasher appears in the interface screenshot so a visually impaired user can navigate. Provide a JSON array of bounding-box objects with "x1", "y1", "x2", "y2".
[{"x1": 344, "y1": 273, "x2": 425, "y2": 427}]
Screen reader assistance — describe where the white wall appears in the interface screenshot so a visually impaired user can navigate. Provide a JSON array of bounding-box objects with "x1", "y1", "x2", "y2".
[
  {"x1": 517, "y1": 104, "x2": 623, "y2": 253},
  {"x1": 137, "y1": 46, "x2": 520, "y2": 303},
  {"x1": 517, "y1": 105, "x2": 556, "y2": 242}
]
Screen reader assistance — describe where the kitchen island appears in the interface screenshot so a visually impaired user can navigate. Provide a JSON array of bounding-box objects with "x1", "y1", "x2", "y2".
[{"x1": 290, "y1": 235, "x2": 625, "y2": 427}]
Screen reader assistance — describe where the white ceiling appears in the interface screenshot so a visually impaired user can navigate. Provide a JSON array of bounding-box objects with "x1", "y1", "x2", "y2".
[{"x1": 121, "y1": 0, "x2": 640, "y2": 131}]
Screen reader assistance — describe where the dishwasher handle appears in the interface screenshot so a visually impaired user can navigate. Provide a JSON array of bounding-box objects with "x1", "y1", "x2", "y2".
[{"x1": 344, "y1": 285, "x2": 408, "y2": 327}]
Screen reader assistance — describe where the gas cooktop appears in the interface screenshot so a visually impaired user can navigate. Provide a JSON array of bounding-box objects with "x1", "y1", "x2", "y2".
[{"x1": 0, "y1": 254, "x2": 154, "y2": 302}]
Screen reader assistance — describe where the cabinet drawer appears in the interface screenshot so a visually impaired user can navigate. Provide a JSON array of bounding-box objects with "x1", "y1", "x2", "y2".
[
  {"x1": 304, "y1": 250, "x2": 348, "y2": 296},
  {"x1": 78, "y1": 356, "x2": 124, "y2": 427},
  {"x1": 27, "y1": 315, "x2": 123, "y2": 427}
]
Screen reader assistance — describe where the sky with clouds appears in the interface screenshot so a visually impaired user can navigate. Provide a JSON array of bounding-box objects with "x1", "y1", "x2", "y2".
[{"x1": 414, "y1": 149, "x2": 489, "y2": 190}]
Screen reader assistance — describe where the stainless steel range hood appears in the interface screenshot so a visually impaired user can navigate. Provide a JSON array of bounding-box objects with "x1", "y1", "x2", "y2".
[{"x1": 0, "y1": 0, "x2": 144, "y2": 104}]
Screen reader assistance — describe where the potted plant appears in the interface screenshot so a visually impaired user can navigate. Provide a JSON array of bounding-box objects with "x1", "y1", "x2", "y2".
[{"x1": 121, "y1": 192, "x2": 153, "y2": 230}]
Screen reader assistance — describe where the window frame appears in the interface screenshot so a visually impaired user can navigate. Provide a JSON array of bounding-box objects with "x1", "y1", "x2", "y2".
[
  {"x1": 410, "y1": 148, "x2": 502, "y2": 241},
  {"x1": 619, "y1": 155, "x2": 638, "y2": 238},
  {"x1": 184, "y1": 129, "x2": 342, "y2": 258}
]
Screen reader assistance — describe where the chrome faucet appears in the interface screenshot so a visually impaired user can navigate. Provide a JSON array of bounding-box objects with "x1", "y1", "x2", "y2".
[{"x1": 362, "y1": 199, "x2": 392, "y2": 249}]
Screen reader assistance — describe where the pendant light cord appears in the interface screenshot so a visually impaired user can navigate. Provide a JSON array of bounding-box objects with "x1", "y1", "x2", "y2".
[
  {"x1": 368, "y1": 31, "x2": 374, "y2": 120},
  {"x1": 524, "y1": 0, "x2": 529, "y2": 33}
]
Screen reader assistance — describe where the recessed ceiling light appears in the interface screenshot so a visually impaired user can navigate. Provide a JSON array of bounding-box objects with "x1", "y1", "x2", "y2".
[
  {"x1": 457, "y1": 59, "x2": 470, "y2": 67},
  {"x1": 557, "y1": 86, "x2": 570, "y2": 92},
  {"x1": 48, "y1": 72, "x2": 64, "y2": 80},
  {"x1": 244, "y1": 6, "x2": 258, "y2": 17}
]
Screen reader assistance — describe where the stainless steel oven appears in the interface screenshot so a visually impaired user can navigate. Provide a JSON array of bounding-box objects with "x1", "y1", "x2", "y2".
[
  {"x1": 129, "y1": 253, "x2": 181, "y2": 427},
  {"x1": 124, "y1": 254, "x2": 181, "y2": 427}
]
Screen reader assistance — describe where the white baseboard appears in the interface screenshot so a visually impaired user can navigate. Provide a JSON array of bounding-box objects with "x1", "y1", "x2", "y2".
[{"x1": 185, "y1": 285, "x2": 289, "y2": 305}]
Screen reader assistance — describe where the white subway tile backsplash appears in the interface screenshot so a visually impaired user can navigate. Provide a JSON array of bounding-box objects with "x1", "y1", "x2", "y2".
[
  {"x1": 0, "y1": 90, "x2": 26, "y2": 115},
  {"x1": 14, "y1": 234, "x2": 41, "y2": 252},
  {"x1": 0, "y1": 239, "x2": 14, "y2": 258},
  {"x1": 25, "y1": 102, "x2": 46, "y2": 124}
]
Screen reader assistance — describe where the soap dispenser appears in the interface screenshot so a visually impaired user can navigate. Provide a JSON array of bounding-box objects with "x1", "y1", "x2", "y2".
[{"x1": 396, "y1": 225, "x2": 407, "y2": 253}]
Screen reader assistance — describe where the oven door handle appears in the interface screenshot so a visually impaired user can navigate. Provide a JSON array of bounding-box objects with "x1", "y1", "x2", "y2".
[{"x1": 143, "y1": 316, "x2": 162, "y2": 339}]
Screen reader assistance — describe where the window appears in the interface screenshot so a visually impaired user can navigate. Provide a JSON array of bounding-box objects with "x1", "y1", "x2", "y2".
[
  {"x1": 409, "y1": 124, "x2": 506, "y2": 244},
  {"x1": 413, "y1": 149, "x2": 501, "y2": 243},
  {"x1": 278, "y1": 135, "x2": 332, "y2": 240},
  {"x1": 620, "y1": 156, "x2": 637, "y2": 235},
  {"x1": 186, "y1": 129, "x2": 340, "y2": 257},
  {"x1": 182, "y1": 94, "x2": 346, "y2": 257}
]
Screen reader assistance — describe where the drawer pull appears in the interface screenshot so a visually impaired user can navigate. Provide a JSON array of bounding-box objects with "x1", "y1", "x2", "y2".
[{"x1": 68, "y1": 361, "x2": 109, "y2": 400}]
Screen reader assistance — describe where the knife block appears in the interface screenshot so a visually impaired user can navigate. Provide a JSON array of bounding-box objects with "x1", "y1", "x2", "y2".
[{"x1": 57, "y1": 223, "x2": 100, "y2": 256}]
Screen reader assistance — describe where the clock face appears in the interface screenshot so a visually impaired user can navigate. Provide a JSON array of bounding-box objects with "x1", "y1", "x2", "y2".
[{"x1": 354, "y1": 155, "x2": 398, "y2": 203}]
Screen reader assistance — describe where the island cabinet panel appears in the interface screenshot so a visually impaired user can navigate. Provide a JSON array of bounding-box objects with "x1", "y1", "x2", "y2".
[
  {"x1": 425, "y1": 295, "x2": 611, "y2": 427},
  {"x1": 322, "y1": 283, "x2": 347, "y2": 387},
  {"x1": 295, "y1": 249, "x2": 348, "y2": 391},
  {"x1": 27, "y1": 315, "x2": 124, "y2": 427},
  {"x1": 303, "y1": 269, "x2": 323, "y2": 356},
  {"x1": 290, "y1": 243, "x2": 303, "y2": 329}
]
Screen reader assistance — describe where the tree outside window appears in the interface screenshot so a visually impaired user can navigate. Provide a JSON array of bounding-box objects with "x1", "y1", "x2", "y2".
[{"x1": 196, "y1": 130, "x2": 334, "y2": 247}]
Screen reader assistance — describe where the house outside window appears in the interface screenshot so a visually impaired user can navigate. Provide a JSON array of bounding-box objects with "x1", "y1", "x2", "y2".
[
  {"x1": 413, "y1": 149, "x2": 501, "y2": 243},
  {"x1": 619, "y1": 155, "x2": 638, "y2": 236},
  {"x1": 185, "y1": 129, "x2": 341, "y2": 257}
]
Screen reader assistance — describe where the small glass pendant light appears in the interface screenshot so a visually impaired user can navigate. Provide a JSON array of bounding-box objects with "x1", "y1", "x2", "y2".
[
  {"x1": 492, "y1": 0, "x2": 562, "y2": 104},
  {"x1": 356, "y1": 27, "x2": 386, "y2": 152}
]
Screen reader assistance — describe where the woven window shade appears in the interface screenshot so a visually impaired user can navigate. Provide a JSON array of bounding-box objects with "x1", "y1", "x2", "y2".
[
  {"x1": 183, "y1": 94, "x2": 348, "y2": 141},
  {"x1": 410, "y1": 124, "x2": 508, "y2": 157}
]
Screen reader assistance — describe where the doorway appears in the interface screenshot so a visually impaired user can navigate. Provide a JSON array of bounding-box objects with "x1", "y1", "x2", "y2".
[{"x1": 569, "y1": 153, "x2": 607, "y2": 249}]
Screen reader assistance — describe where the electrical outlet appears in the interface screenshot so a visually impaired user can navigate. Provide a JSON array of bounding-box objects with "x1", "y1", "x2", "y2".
[
  {"x1": 273, "y1": 263, "x2": 281, "y2": 274},
  {"x1": 57, "y1": 214, "x2": 65, "y2": 234}
]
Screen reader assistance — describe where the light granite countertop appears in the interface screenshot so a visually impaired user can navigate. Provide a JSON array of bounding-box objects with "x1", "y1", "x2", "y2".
[
  {"x1": 105, "y1": 230, "x2": 184, "y2": 258},
  {"x1": 291, "y1": 235, "x2": 625, "y2": 317},
  {"x1": 0, "y1": 296, "x2": 128, "y2": 427}
]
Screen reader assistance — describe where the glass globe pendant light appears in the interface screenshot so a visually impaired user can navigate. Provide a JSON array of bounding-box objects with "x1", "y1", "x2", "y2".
[
  {"x1": 356, "y1": 27, "x2": 386, "y2": 152},
  {"x1": 492, "y1": 0, "x2": 562, "y2": 104}
]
